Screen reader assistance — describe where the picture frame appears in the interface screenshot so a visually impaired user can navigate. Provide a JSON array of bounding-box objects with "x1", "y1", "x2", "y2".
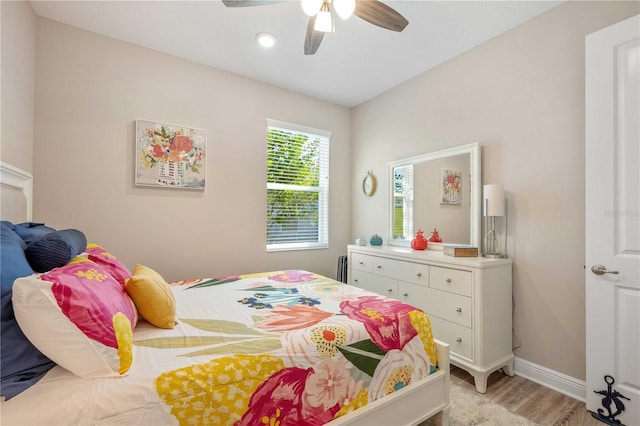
[
  {"x1": 135, "y1": 119, "x2": 206, "y2": 189},
  {"x1": 441, "y1": 168, "x2": 462, "y2": 205}
]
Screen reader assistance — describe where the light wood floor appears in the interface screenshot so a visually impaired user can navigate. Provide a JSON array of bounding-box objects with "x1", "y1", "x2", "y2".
[{"x1": 451, "y1": 365, "x2": 602, "y2": 426}]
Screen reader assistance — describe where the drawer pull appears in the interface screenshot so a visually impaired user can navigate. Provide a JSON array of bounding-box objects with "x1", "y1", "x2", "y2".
[
  {"x1": 354, "y1": 279, "x2": 359, "y2": 283},
  {"x1": 403, "y1": 292, "x2": 408, "y2": 297},
  {"x1": 446, "y1": 278, "x2": 452, "y2": 283},
  {"x1": 456, "y1": 337, "x2": 462, "y2": 343},
  {"x1": 377, "y1": 264, "x2": 382, "y2": 269},
  {"x1": 416, "y1": 272, "x2": 422, "y2": 277},
  {"x1": 456, "y1": 307, "x2": 462, "y2": 313},
  {"x1": 359, "y1": 261, "x2": 364, "y2": 265},
  {"x1": 387, "y1": 288, "x2": 393, "y2": 293}
]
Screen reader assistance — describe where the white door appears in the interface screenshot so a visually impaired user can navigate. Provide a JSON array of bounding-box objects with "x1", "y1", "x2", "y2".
[{"x1": 585, "y1": 14, "x2": 640, "y2": 426}]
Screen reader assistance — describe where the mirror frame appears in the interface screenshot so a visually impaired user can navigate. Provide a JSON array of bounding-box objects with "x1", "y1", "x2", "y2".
[{"x1": 387, "y1": 142, "x2": 481, "y2": 248}]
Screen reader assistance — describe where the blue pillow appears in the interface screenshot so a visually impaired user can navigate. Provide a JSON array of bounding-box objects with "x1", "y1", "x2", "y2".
[
  {"x1": 13, "y1": 222, "x2": 56, "y2": 245},
  {"x1": 25, "y1": 229, "x2": 87, "y2": 273},
  {"x1": 0, "y1": 222, "x2": 55, "y2": 400}
]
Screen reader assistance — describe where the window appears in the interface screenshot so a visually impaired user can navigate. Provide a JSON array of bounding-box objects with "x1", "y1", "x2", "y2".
[
  {"x1": 266, "y1": 119, "x2": 330, "y2": 251},
  {"x1": 393, "y1": 165, "x2": 414, "y2": 240}
]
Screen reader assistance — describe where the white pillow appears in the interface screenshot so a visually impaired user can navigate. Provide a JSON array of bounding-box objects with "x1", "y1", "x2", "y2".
[{"x1": 12, "y1": 258, "x2": 137, "y2": 378}]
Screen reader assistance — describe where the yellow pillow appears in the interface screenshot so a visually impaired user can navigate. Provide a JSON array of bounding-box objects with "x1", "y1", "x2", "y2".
[{"x1": 125, "y1": 264, "x2": 176, "y2": 329}]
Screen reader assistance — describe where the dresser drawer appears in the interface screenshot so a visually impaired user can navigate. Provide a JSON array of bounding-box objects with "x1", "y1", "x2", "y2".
[
  {"x1": 371, "y1": 257, "x2": 428, "y2": 287},
  {"x1": 351, "y1": 270, "x2": 397, "y2": 298},
  {"x1": 430, "y1": 266, "x2": 472, "y2": 297},
  {"x1": 422, "y1": 288, "x2": 472, "y2": 328},
  {"x1": 398, "y1": 281, "x2": 429, "y2": 311},
  {"x1": 428, "y1": 315, "x2": 473, "y2": 360},
  {"x1": 351, "y1": 252, "x2": 373, "y2": 272}
]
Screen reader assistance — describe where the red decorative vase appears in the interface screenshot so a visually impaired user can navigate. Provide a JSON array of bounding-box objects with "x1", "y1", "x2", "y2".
[
  {"x1": 427, "y1": 228, "x2": 443, "y2": 243},
  {"x1": 411, "y1": 229, "x2": 428, "y2": 250}
]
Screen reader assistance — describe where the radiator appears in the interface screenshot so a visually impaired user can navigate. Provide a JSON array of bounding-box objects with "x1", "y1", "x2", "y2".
[{"x1": 337, "y1": 255, "x2": 348, "y2": 283}]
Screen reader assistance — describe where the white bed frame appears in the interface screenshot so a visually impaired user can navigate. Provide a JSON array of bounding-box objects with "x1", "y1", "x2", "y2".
[
  {"x1": 0, "y1": 161, "x2": 33, "y2": 222},
  {"x1": 0, "y1": 161, "x2": 451, "y2": 425},
  {"x1": 333, "y1": 340, "x2": 450, "y2": 426}
]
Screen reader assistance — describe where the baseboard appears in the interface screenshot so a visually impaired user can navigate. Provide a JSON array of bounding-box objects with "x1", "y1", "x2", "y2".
[{"x1": 513, "y1": 357, "x2": 586, "y2": 402}]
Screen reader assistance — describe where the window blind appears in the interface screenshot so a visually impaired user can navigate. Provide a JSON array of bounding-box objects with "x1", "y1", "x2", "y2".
[
  {"x1": 393, "y1": 164, "x2": 414, "y2": 240},
  {"x1": 266, "y1": 120, "x2": 330, "y2": 251}
]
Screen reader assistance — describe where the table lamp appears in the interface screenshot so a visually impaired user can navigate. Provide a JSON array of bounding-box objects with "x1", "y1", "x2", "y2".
[{"x1": 483, "y1": 184, "x2": 508, "y2": 258}]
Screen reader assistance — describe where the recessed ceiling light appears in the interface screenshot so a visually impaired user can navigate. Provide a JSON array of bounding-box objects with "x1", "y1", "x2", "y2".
[{"x1": 256, "y1": 32, "x2": 277, "y2": 48}]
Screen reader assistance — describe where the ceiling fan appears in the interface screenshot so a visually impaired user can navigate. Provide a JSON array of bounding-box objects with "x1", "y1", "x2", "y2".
[{"x1": 221, "y1": 0, "x2": 409, "y2": 55}]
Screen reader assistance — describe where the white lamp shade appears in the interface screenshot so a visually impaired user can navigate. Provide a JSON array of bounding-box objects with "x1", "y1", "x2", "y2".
[
  {"x1": 314, "y1": 9, "x2": 333, "y2": 32},
  {"x1": 333, "y1": 0, "x2": 356, "y2": 19},
  {"x1": 484, "y1": 184, "x2": 505, "y2": 216},
  {"x1": 301, "y1": 0, "x2": 323, "y2": 16}
]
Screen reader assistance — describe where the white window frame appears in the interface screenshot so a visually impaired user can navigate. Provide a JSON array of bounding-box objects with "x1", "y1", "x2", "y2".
[
  {"x1": 266, "y1": 119, "x2": 330, "y2": 252},
  {"x1": 395, "y1": 165, "x2": 414, "y2": 240}
]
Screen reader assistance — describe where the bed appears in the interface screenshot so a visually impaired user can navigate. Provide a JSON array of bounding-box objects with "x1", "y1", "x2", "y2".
[{"x1": 0, "y1": 161, "x2": 450, "y2": 426}]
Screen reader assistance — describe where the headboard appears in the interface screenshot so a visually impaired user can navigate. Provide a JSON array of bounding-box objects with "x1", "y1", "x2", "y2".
[{"x1": 0, "y1": 162, "x2": 33, "y2": 223}]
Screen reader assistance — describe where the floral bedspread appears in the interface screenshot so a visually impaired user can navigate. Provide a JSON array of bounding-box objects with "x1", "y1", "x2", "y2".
[{"x1": 2, "y1": 270, "x2": 438, "y2": 426}]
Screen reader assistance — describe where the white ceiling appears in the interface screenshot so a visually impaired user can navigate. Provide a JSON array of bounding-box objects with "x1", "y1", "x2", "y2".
[{"x1": 30, "y1": 0, "x2": 562, "y2": 108}]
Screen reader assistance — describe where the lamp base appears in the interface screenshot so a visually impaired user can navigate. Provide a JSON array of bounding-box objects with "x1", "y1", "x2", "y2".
[{"x1": 482, "y1": 253, "x2": 508, "y2": 259}]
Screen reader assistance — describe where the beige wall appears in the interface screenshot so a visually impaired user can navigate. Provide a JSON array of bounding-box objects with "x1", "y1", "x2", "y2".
[
  {"x1": 1, "y1": 0, "x2": 36, "y2": 172},
  {"x1": 351, "y1": 1, "x2": 639, "y2": 381},
  {"x1": 32, "y1": 18, "x2": 352, "y2": 281}
]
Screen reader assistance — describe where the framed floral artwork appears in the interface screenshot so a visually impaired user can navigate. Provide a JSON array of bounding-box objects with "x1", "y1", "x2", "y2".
[
  {"x1": 135, "y1": 119, "x2": 206, "y2": 189},
  {"x1": 441, "y1": 168, "x2": 462, "y2": 205}
]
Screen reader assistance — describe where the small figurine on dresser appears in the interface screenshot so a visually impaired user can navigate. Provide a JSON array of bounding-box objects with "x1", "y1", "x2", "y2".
[
  {"x1": 427, "y1": 228, "x2": 443, "y2": 243},
  {"x1": 370, "y1": 234, "x2": 383, "y2": 246},
  {"x1": 411, "y1": 229, "x2": 428, "y2": 250}
]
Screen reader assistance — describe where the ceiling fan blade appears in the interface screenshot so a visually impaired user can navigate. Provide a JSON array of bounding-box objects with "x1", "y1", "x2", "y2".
[
  {"x1": 304, "y1": 17, "x2": 325, "y2": 55},
  {"x1": 221, "y1": 0, "x2": 282, "y2": 7},
  {"x1": 354, "y1": 0, "x2": 408, "y2": 32}
]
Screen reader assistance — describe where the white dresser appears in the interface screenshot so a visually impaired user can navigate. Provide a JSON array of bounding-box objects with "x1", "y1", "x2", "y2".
[{"x1": 347, "y1": 244, "x2": 514, "y2": 393}]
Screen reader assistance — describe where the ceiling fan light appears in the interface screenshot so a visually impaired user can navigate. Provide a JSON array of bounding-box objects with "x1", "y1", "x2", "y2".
[
  {"x1": 333, "y1": 0, "x2": 355, "y2": 20},
  {"x1": 314, "y1": 10, "x2": 333, "y2": 32},
  {"x1": 314, "y1": 2, "x2": 333, "y2": 33},
  {"x1": 301, "y1": 0, "x2": 323, "y2": 16}
]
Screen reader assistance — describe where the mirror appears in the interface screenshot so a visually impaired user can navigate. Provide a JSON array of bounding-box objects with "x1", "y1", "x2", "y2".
[{"x1": 388, "y1": 143, "x2": 481, "y2": 247}]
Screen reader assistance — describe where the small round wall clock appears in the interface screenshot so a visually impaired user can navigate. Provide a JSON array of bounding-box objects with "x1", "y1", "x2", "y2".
[{"x1": 362, "y1": 171, "x2": 376, "y2": 196}]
